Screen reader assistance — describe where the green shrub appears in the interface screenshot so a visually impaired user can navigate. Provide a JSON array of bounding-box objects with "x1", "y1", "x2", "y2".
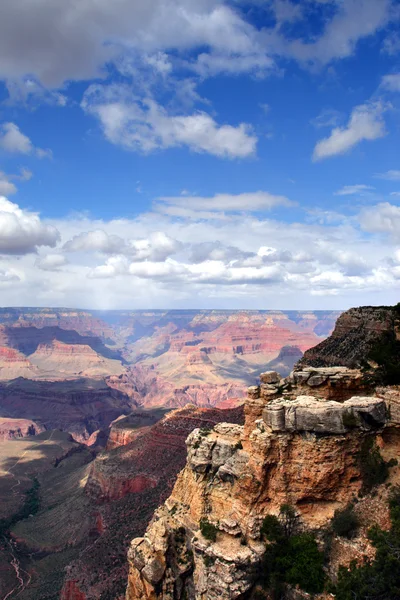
[
  {"x1": 261, "y1": 505, "x2": 325, "y2": 596},
  {"x1": 200, "y1": 518, "x2": 218, "y2": 542},
  {"x1": 264, "y1": 532, "x2": 325, "y2": 595},
  {"x1": 260, "y1": 514, "x2": 283, "y2": 542},
  {"x1": 331, "y1": 504, "x2": 359, "y2": 538},
  {"x1": 334, "y1": 493, "x2": 400, "y2": 600},
  {"x1": 359, "y1": 437, "x2": 389, "y2": 493}
]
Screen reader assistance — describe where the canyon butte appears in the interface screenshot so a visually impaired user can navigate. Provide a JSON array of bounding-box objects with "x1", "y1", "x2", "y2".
[
  {"x1": 0, "y1": 308, "x2": 337, "y2": 600},
  {"x1": 3, "y1": 306, "x2": 400, "y2": 599}
]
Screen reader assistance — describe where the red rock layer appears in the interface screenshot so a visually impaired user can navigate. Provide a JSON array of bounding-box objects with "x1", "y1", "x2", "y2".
[
  {"x1": 0, "y1": 417, "x2": 45, "y2": 441},
  {"x1": 60, "y1": 580, "x2": 88, "y2": 600}
]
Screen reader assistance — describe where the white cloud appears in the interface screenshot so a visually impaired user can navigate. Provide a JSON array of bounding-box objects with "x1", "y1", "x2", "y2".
[
  {"x1": 0, "y1": 0, "x2": 278, "y2": 86},
  {"x1": 1, "y1": 194, "x2": 400, "y2": 308},
  {"x1": 155, "y1": 191, "x2": 295, "y2": 216},
  {"x1": 274, "y1": 0, "x2": 393, "y2": 66},
  {"x1": 64, "y1": 230, "x2": 125, "y2": 254},
  {"x1": 0, "y1": 269, "x2": 20, "y2": 283},
  {"x1": 0, "y1": 122, "x2": 52, "y2": 158},
  {"x1": 381, "y1": 73, "x2": 400, "y2": 92},
  {"x1": 0, "y1": 197, "x2": 59, "y2": 254},
  {"x1": 0, "y1": 0, "x2": 395, "y2": 90},
  {"x1": 128, "y1": 232, "x2": 182, "y2": 262},
  {"x1": 335, "y1": 184, "x2": 375, "y2": 196},
  {"x1": 0, "y1": 175, "x2": 17, "y2": 196},
  {"x1": 35, "y1": 254, "x2": 68, "y2": 271},
  {"x1": 64, "y1": 229, "x2": 181, "y2": 261},
  {"x1": 375, "y1": 170, "x2": 400, "y2": 181},
  {"x1": 313, "y1": 101, "x2": 388, "y2": 161},
  {"x1": 359, "y1": 202, "x2": 400, "y2": 238},
  {"x1": 82, "y1": 85, "x2": 257, "y2": 158}
]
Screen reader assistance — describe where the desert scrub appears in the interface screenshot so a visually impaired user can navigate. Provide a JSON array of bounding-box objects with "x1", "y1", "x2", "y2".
[
  {"x1": 200, "y1": 518, "x2": 218, "y2": 542},
  {"x1": 331, "y1": 504, "x2": 359, "y2": 538},
  {"x1": 334, "y1": 488, "x2": 400, "y2": 599},
  {"x1": 359, "y1": 437, "x2": 389, "y2": 493},
  {"x1": 260, "y1": 506, "x2": 325, "y2": 595}
]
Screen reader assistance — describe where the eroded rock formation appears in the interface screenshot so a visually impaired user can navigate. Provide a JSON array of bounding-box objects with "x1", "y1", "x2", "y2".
[{"x1": 126, "y1": 337, "x2": 400, "y2": 600}]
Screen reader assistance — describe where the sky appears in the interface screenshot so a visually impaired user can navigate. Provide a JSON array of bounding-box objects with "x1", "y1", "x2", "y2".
[{"x1": 0, "y1": 0, "x2": 399, "y2": 310}]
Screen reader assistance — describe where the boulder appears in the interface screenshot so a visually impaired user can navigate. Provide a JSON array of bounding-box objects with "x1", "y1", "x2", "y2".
[{"x1": 260, "y1": 371, "x2": 280, "y2": 384}]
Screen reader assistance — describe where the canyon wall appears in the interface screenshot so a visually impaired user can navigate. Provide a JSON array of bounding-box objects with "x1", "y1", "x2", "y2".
[{"x1": 126, "y1": 306, "x2": 400, "y2": 600}]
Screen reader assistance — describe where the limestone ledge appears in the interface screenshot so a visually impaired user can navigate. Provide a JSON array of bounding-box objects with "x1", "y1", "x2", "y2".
[
  {"x1": 248, "y1": 367, "x2": 367, "y2": 403},
  {"x1": 262, "y1": 395, "x2": 387, "y2": 434}
]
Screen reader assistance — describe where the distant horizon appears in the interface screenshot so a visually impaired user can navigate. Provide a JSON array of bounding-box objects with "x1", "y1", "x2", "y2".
[{"x1": 0, "y1": 305, "x2": 350, "y2": 313}]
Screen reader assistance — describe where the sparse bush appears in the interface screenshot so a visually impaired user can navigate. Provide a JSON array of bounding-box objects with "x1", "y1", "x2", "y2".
[
  {"x1": 331, "y1": 504, "x2": 359, "y2": 538},
  {"x1": 200, "y1": 518, "x2": 218, "y2": 542},
  {"x1": 334, "y1": 493, "x2": 400, "y2": 600},
  {"x1": 260, "y1": 504, "x2": 325, "y2": 595},
  {"x1": 234, "y1": 440, "x2": 243, "y2": 450},
  {"x1": 260, "y1": 514, "x2": 283, "y2": 542},
  {"x1": 359, "y1": 437, "x2": 389, "y2": 493}
]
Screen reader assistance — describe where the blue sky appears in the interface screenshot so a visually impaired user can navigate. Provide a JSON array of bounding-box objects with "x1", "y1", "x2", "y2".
[{"x1": 0, "y1": 0, "x2": 399, "y2": 310}]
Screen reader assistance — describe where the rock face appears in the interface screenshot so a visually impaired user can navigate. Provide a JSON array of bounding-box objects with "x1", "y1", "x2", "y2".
[
  {"x1": 126, "y1": 363, "x2": 395, "y2": 600},
  {"x1": 59, "y1": 405, "x2": 244, "y2": 600},
  {"x1": 0, "y1": 378, "x2": 132, "y2": 442},
  {"x1": 0, "y1": 417, "x2": 45, "y2": 440},
  {"x1": 262, "y1": 395, "x2": 386, "y2": 434},
  {"x1": 298, "y1": 305, "x2": 400, "y2": 371}
]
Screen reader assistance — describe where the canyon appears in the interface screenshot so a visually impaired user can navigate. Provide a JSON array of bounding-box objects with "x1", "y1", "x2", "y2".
[
  {"x1": 0, "y1": 307, "x2": 343, "y2": 600},
  {"x1": 0, "y1": 308, "x2": 339, "y2": 441},
  {"x1": 126, "y1": 305, "x2": 400, "y2": 600}
]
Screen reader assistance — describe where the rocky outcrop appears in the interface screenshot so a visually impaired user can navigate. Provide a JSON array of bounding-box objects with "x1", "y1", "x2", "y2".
[
  {"x1": 126, "y1": 361, "x2": 394, "y2": 600},
  {"x1": 59, "y1": 405, "x2": 244, "y2": 600},
  {"x1": 262, "y1": 395, "x2": 386, "y2": 434},
  {"x1": 0, "y1": 378, "x2": 133, "y2": 442},
  {"x1": 299, "y1": 305, "x2": 400, "y2": 372},
  {"x1": 0, "y1": 417, "x2": 45, "y2": 440}
]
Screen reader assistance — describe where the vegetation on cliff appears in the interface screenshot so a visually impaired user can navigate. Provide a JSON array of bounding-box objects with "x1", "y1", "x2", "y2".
[
  {"x1": 261, "y1": 505, "x2": 325, "y2": 596},
  {"x1": 334, "y1": 488, "x2": 400, "y2": 600}
]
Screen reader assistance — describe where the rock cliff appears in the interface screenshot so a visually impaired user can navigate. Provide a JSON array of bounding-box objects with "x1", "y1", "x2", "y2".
[{"x1": 126, "y1": 306, "x2": 400, "y2": 600}]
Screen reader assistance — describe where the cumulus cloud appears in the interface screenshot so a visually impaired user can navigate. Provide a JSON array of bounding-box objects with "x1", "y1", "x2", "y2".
[
  {"x1": 335, "y1": 184, "x2": 375, "y2": 195},
  {"x1": 0, "y1": 197, "x2": 59, "y2": 254},
  {"x1": 313, "y1": 102, "x2": 388, "y2": 161},
  {"x1": 0, "y1": 122, "x2": 52, "y2": 158},
  {"x1": 35, "y1": 254, "x2": 68, "y2": 271},
  {"x1": 64, "y1": 230, "x2": 125, "y2": 254},
  {"x1": 190, "y1": 241, "x2": 254, "y2": 264},
  {"x1": 0, "y1": 0, "x2": 275, "y2": 87},
  {"x1": 0, "y1": 0, "x2": 393, "y2": 89},
  {"x1": 82, "y1": 85, "x2": 257, "y2": 158},
  {"x1": 0, "y1": 200, "x2": 398, "y2": 307},
  {"x1": 64, "y1": 229, "x2": 181, "y2": 261},
  {"x1": 359, "y1": 202, "x2": 400, "y2": 239},
  {"x1": 128, "y1": 232, "x2": 182, "y2": 262}
]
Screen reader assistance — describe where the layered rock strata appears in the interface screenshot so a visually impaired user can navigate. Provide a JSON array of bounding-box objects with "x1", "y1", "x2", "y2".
[{"x1": 126, "y1": 366, "x2": 392, "y2": 600}]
